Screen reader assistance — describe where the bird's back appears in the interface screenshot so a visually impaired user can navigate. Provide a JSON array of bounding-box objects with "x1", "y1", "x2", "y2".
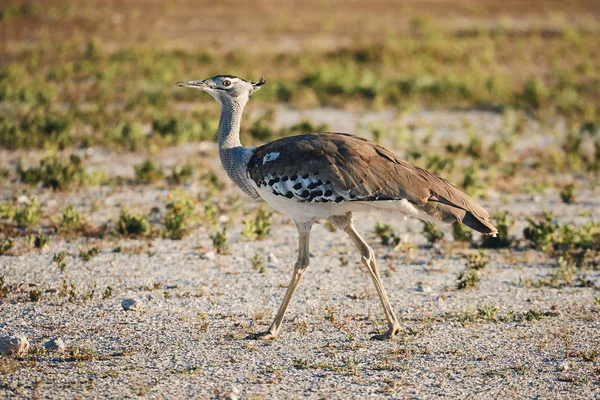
[{"x1": 247, "y1": 132, "x2": 497, "y2": 235}]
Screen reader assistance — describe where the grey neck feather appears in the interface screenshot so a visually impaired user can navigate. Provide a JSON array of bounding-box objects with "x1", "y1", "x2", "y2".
[{"x1": 217, "y1": 96, "x2": 260, "y2": 200}]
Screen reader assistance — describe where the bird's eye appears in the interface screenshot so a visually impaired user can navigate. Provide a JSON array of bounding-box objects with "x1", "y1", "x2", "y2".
[{"x1": 222, "y1": 80, "x2": 231, "y2": 87}]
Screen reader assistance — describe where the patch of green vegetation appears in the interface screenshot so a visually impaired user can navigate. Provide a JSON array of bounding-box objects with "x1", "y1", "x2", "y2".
[
  {"x1": 0, "y1": 239, "x2": 14, "y2": 256},
  {"x1": 102, "y1": 286, "x2": 113, "y2": 299},
  {"x1": 17, "y1": 154, "x2": 99, "y2": 190},
  {"x1": 452, "y1": 223, "x2": 472, "y2": 243},
  {"x1": 523, "y1": 212, "x2": 556, "y2": 251},
  {"x1": 481, "y1": 214, "x2": 514, "y2": 248},
  {"x1": 79, "y1": 247, "x2": 101, "y2": 262},
  {"x1": 53, "y1": 251, "x2": 67, "y2": 272},
  {"x1": 59, "y1": 205, "x2": 82, "y2": 231},
  {"x1": 0, "y1": 203, "x2": 16, "y2": 220},
  {"x1": 242, "y1": 208, "x2": 272, "y2": 241},
  {"x1": 134, "y1": 159, "x2": 164, "y2": 184},
  {"x1": 457, "y1": 250, "x2": 488, "y2": 290},
  {"x1": 163, "y1": 193, "x2": 196, "y2": 239},
  {"x1": 33, "y1": 234, "x2": 49, "y2": 249},
  {"x1": 210, "y1": 227, "x2": 228, "y2": 254},
  {"x1": 422, "y1": 222, "x2": 444, "y2": 245},
  {"x1": 169, "y1": 164, "x2": 194, "y2": 185},
  {"x1": 117, "y1": 210, "x2": 151, "y2": 237},
  {"x1": 447, "y1": 307, "x2": 554, "y2": 324},
  {"x1": 523, "y1": 212, "x2": 600, "y2": 286},
  {"x1": 251, "y1": 253, "x2": 266, "y2": 273},
  {"x1": 14, "y1": 198, "x2": 41, "y2": 228},
  {"x1": 560, "y1": 184, "x2": 576, "y2": 204},
  {"x1": 374, "y1": 222, "x2": 401, "y2": 247},
  {"x1": 29, "y1": 289, "x2": 41, "y2": 302},
  {"x1": 461, "y1": 163, "x2": 487, "y2": 198}
]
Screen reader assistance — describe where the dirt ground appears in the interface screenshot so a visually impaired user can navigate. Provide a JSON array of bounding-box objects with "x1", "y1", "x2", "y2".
[{"x1": 1, "y1": 109, "x2": 599, "y2": 399}]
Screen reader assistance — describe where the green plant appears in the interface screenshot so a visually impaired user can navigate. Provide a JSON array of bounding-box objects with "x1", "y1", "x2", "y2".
[
  {"x1": 560, "y1": 184, "x2": 576, "y2": 204},
  {"x1": 163, "y1": 193, "x2": 196, "y2": 239},
  {"x1": 79, "y1": 247, "x2": 101, "y2": 262},
  {"x1": 29, "y1": 289, "x2": 41, "y2": 302},
  {"x1": 477, "y1": 304, "x2": 498, "y2": 320},
  {"x1": 60, "y1": 205, "x2": 82, "y2": 231},
  {"x1": 452, "y1": 223, "x2": 472, "y2": 242},
  {"x1": 102, "y1": 286, "x2": 113, "y2": 299},
  {"x1": 0, "y1": 239, "x2": 13, "y2": 256},
  {"x1": 374, "y1": 223, "x2": 400, "y2": 247},
  {"x1": 33, "y1": 234, "x2": 49, "y2": 249},
  {"x1": 169, "y1": 164, "x2": 194, "y2": 185},
  {"x1": 242, "y1": 208, "x2": 271, "y2": 240},
  {"x1": 53, "y1": 251, "x2": 67, "y2": 272},
  {"x1": 457, "y1": 270, "x2": 480, "y2": 290},
  {"x1": 251, "y1": 253, "x2": 266, "y2": 273},
  {"x1": 457, "y1": 251, "x2": 488, "y2": 290},
  {"x1": 523, "y1": 212, "x2": 555, "y2": 251},
  {"x1": 461, "y1": 163, "x2": 487, "y2": 198},
  {"x1": 15, "y1": 198, "x2": 41, "y2": 228},
  {"x1": 210, "y1": 227, "x2": 228, "y2": 254},
  {"x1": 18, "y1": 154, "x2": 88, "y2": 190},
  {"x1": 134, "y1": 159, "x2": 163, "y2": 184},
  {"x1": 481, "y1": 214, "x2": 514, "y2": 248},
  {"x1": 0, "y1": 203, "x2": 16, "y2": 220},
  {"x1": 117, "y1": 210, "x2": 151, "y2": 237},
  {"x1": 422, "y1": 222, "x2": 444, "y2": 245}
]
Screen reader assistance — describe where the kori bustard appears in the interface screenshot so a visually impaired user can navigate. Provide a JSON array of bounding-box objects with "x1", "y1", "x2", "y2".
[{"x1": 177, "y1": 75, "x2": 497, "y2": 340}]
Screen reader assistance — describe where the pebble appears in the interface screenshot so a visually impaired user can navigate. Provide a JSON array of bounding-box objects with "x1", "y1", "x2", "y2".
[
  {"x1": 121, "y1": 298, "x2": 140, "y2": 311},
  {"x1": 417, "y1": 283, "x2": 432, "y2": 293},
  {"x1": 225, "y1": 386, "x2": 240, "y2": 400},
  {"x1": 558, "y1": 361, "x2": 570, "y2": 372},
  {"x1": 267, "y1": 253, "x2": 279, "y2": 267},
  {"x1": 44, "y1": 337, "x2": 66, "y2": 352},
  {"x1": 0, "y1": 334, "x2": 29, "y2": 356},
  {"x1": 203, "y1": 250, "x2": 217, "y2": 260}
]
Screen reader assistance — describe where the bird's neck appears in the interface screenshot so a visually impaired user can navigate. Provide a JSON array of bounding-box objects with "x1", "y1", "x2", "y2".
[
  {"x1": 217, "y1": 97, "x2": 258, "y2": 199},
  {"x1": 217, "y1": 97, "x2": 245, "y2": 154}
]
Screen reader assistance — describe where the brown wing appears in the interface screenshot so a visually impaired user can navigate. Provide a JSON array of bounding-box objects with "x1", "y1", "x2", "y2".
[{"x1": 248, "y1": 133, "x2": 496, "y2": 235}]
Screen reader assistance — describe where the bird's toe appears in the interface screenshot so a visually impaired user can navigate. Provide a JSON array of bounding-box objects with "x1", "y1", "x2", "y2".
[{"x1": 245, "y1": 331, "x2": 278, "y2": 341}]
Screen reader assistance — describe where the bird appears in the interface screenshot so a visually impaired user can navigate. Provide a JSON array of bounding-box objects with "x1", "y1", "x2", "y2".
[{"x1": 176, "y1": 75, "x2": 497, "y2": 341}]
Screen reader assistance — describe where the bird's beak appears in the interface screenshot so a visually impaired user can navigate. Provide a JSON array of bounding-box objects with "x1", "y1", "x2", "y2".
[{"x1": 175, "y1": 80, "x2": 209, "y2": 89}]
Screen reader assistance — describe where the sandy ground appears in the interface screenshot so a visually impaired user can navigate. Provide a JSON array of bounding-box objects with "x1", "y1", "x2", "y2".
[{"x1": 1, "y1": 110, "x2": 599, "y2": 399}]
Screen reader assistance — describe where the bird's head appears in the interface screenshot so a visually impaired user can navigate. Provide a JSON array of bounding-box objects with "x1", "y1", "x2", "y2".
[{"x1": 176, "y1": 75, "x2": 265, "y2": 104}]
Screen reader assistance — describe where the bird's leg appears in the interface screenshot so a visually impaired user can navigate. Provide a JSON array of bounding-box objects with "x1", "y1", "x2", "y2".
[
  {"x1": 331, "y1": 214, "x2": 401, "y2": 340},
  {"x1": 247, "y1": 223, "x2": 312, "y2": 340}
]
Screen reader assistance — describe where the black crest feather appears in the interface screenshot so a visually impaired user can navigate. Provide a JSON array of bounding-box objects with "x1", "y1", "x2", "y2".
[{"x1": 252, "y1": 77, "x2": 266, "y2": 87}]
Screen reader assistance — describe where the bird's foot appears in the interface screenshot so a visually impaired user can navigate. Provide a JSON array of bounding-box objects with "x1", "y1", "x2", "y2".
[
  {"x1": 245, "y1": 331, "x2": 278, "y2": 341},
  {"x1": 370, "y1": 325, "x2": 401, "y2": 341}
]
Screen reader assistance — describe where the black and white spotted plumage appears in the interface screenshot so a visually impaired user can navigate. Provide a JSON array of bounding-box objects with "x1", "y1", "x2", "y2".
[{"x1": 247, "y1": 132, "x2": 497, "y2": 235}]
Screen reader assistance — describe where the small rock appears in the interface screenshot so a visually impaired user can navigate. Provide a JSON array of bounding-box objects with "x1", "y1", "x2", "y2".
[
  {"x1": 16, "y1": 195, "x2": 30, "y2": 204},
  {"x1": 267, "y1": 253, "x2": 279, "y2": 267},
  {"x1": 121, "y1": 298, "x2": 140, "y2": 311},
  {"x1": 203, "y1": 250, "x2": 217, "y2": 260},
  {"x1": 218, "y1": 215, "x2": 230, "y2": 224},
  {"x1": 44, "y1": 337, "x2": 66, "y2": 352},
  {"x1": 0, "y1": 335, "x2": 29, "y2": 356},
  {"x1": 416, "y1": 283, "x2": 432, "y2": 293},
  {"x1": 225, "y1": 386, "x2": 240, "y2": 400},
  {"x1": 558, "y1": 361, "x2": 570, "y2": 372}
]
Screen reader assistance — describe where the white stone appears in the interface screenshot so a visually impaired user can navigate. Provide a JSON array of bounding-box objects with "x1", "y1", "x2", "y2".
[
  {"x1": 267, "y1": 253, "x2": 279, "y2": 267},
  {"x1": 121, "y1": 298, "x2": 140, "y2": 311},
  {"x1": 44, "y1": 337, "x2": 66, "y2": 352},
  {"x1": 16, "y1": 195, "x2": 30, "y2": 204},
  {"x1": 203, "y1": 250, "x2": 217, "y2": 260},
  {"x1": 417, "y1": 283, "x2": 432, "y2": 293},
  {"x1": 0, "y1": 334, "x2": 29, "y2": 356}
]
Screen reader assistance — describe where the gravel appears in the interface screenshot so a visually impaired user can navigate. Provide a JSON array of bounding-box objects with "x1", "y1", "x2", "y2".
[{"x1": 1, "y1": 110, "x2": 599, "y2": 398}]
